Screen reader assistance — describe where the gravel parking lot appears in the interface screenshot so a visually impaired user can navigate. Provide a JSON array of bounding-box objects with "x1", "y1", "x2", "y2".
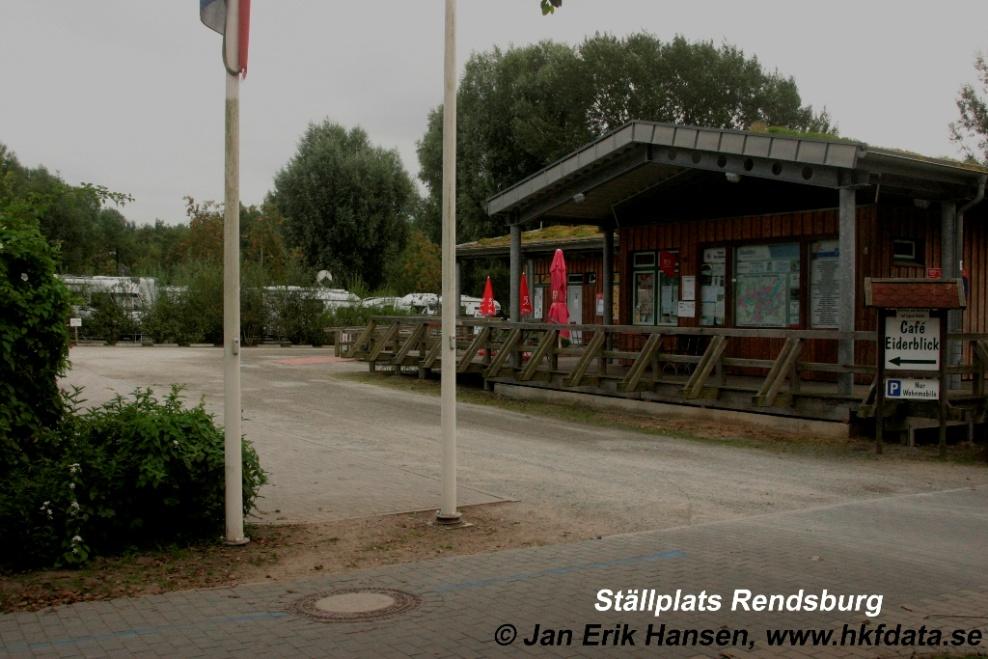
[{"x1": 62, "y1": 345, "x2": 988, "y2": 538}]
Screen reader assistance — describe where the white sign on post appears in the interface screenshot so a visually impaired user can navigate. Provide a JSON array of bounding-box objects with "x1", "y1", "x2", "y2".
[
  {"x1": 884, "y1": 310, "x2": 939, "y2": 371},
  {"x1": 69, "y1": 317, "x2": 82, "y2": 327}
]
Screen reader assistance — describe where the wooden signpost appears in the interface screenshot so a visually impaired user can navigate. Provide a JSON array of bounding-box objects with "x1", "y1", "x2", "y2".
[{"x1": 865, "y1": 278, "x2": 966, "y2": 457}]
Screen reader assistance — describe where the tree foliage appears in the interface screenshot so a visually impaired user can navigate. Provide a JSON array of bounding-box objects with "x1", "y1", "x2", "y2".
[
  {"x1": 417, "y1": 34, "x2": 834, "y2": 241},
  {"x1": 0, "y1": 143, "x2": 202, "y2": 281},
  {"x1": 950, "y1": 54, "x2": 988, "y2": 164},
  {"x1": 540, "y1": 0, "x2": 562, "y2": 14},
  {"x1": 0, "y1": 219, "x2": 71, "y2": 448},
  {"x1": 387, "y1": 228, "x2": 442, "y2": 295},
  {"x1": 271, "y1": 121, "x2": 415, "y2": 290}
]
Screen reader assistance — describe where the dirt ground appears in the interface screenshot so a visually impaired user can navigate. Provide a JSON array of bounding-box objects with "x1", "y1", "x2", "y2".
[{"x1": 0, "y1": 501, "x2": 587, "y2": 613}]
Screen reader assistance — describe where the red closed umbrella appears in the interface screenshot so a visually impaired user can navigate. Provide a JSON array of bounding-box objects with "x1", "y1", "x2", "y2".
[
  {"x1": 519, "y1": 272, "x2": 533, "y2": 317},
  {"x1": 479, "y1": 276, "x2": 497, "y2": 317},
  {"x1": 546, "y1": 249, "x2": 570, "y2": 338}
]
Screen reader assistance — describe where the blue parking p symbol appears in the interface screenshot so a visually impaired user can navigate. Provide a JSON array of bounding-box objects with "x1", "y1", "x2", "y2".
[{"x1": 887, "y1": 380, "x2": 901, "y2": 397}]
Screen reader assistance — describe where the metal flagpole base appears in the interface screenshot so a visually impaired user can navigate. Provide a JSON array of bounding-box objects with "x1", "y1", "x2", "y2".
[{"x1": 433, "y1": 511, "x2": 468, "y2": 528}]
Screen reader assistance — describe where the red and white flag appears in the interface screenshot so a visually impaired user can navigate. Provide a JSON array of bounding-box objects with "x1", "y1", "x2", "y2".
[{"x1": 200, "y1": 0, "x2": 251, "y2": 77}]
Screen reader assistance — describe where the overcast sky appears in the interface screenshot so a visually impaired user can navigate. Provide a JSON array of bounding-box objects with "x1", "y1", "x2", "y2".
[{"x1": 1, "y1": 1, "x2": 986, "y2": 226}]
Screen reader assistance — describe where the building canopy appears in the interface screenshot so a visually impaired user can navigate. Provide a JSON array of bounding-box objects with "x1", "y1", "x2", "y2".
[{"x1": 486, "y1": 121, "x2": 988, "y2": 227}]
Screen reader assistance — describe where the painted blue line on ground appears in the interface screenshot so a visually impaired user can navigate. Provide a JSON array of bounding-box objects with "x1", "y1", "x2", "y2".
[
  {"x1": 433, "y1": 548, "x2": 685, "y2": 593},
  {"x1": 2, "y1": 610, "x2": 291, "y2": 653}
]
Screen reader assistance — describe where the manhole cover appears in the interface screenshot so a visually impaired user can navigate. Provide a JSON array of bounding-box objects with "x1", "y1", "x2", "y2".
[{"x1": 292, "y1": 588, "x2": 421, "y2": 622}]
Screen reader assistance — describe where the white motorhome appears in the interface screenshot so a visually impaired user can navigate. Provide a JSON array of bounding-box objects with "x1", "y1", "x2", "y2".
[
  {"x1": 262, "y1": 286, "x2": 361, "y2": 311},
  {"x1": 59, "y1": 275, "x2": 157, "y2": 321}
]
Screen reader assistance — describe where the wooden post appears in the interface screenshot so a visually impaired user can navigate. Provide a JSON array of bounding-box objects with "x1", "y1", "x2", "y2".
[
  {"x1": 939, "y1": 311, "x2": 948, "y2": 459},
  {"x1": 509, "y1": 223, "x2": 521, "y2": 370},
  {"x1": 509, "y1": 223, "x2": 521, "y2": 322},
  {"x1": 603, "y1": 226, "x2": 614, "y2": 325},
  {"x1": 942, "y1": 202, "x2": 961, "y2": 390},
  {"x1": 602, "y1": 225, "x2": 614, "y2": 375},
  {"x1": 875, "y1": 309, "x2": 886, "y2": 454},
  {"x1": 838, "y1": 187, "x2": 857, "y2": 395},
  {"x1": 455, "y1": 261, "x2": 462, "y2": 316}
]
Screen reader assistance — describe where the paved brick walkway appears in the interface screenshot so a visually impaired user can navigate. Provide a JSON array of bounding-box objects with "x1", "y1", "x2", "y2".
[{"x1": 3, "y1": 485, "x2": 986, "y2": 658}]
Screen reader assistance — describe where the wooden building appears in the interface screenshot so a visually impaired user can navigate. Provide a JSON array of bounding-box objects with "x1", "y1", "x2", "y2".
[
  {"x1": 456, "y1": 226, "x2": 616, "y2": 324},
  {"x1": 350, "y1": 121, "x2": 988, "y2": 431},
  {"x1": 485, "y1": 121, "x2": 988, "y2": 392}
]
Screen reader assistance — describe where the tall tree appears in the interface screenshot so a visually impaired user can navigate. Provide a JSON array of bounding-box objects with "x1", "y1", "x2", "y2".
[
  {"x1": 417, "y1": 34, "x2": 834, "y2": 242},
  {"x1": 950, "y1": 53, "x2": 988, "y2": 164},
  {"x1": 271, "y1": 121, "x2": 415, "y2": 290},
  {"x1": 180, "y1": 197, "x2": 225, "y2": 264},
  {"x1": 386, "y1": 228, "x2": 442, "y2": 295}
]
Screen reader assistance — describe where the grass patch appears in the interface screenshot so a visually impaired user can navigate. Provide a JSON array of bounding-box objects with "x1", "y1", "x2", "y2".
[{"x1": 339, "y1": 371, "x2": 988, "y2": 464}]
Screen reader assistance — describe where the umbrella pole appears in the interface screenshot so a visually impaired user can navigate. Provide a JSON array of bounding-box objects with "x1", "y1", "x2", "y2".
[{"x1": 437, "y1": 0, "x2": 462, "y2": 525}]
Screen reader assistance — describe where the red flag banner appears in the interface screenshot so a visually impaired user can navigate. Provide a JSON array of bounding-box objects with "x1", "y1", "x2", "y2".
[{"x1": 200, "y1": 0, "x2": 251, "y2": 78}]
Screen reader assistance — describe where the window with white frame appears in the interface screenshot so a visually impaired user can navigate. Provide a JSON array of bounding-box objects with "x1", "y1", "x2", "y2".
[{"x1": 632, "y1": 250, "x2": 680, "y2": 326}]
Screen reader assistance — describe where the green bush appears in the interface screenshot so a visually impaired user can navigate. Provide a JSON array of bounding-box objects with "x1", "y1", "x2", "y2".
[
  {"x1": 240, "y1": 262, "x2": 268, "y2": 347},
  {"x1": 142, "y1": 288, "x2": 196, "y2": 345},
  {"x1": 0, "y1": 387, "x2": 266, "y2": 568},
  {"x1": 85, "y1": 291, "x2": 139, "y2": 343},
  {"x1": 166, "y1": 261, "x2": 224, "y2": 344},
  {"x1": 267, "y1": 287, "x2": 329, "y2": 346},
  {"x1": 325, "y1": 304, "x2": 411, "y2": 329},
  {"x1": 0, "y1": 219, "x2": 71, "y2": 452}
]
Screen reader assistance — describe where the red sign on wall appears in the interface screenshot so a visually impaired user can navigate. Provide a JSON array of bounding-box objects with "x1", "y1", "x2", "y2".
[
  {"x1": 659, "y1": 251, "x2": 677, "y2": 278},
  {"x1": 927, "y1": 267, "x2": 942, "y2": 279}
]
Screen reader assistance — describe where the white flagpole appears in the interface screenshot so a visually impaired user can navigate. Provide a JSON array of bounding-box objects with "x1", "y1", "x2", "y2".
[
  {"x1": 223, "y1": 0, "x2": 247, "y2": 545},
  {"x1": 437, "y1": 0, "x2": 461, "y2": 525}
]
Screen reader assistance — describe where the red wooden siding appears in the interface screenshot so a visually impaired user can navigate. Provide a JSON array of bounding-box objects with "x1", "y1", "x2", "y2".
[
  {"x1": 531, "y1": 253, "x2": 607, "y2": 324},
  {"x1": 515, "y1": 201, "x2": 986, "y2": 370}
]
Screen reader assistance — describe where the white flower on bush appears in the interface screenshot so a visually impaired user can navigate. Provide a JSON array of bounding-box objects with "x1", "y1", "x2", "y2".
[
  {"x1": 68, "y1": 463, "x2": 81, "y2": 474},
  {"x1": 20, "y1": 272, "x2": 29, "y2": 282},
  {"x1": 69, "y1": 501, "x2": 80, "y2": 513},
  {"x1": 71, "y1": 535, "x2": 83, "y2": 544},
  {"x1": 68, "y1": 482, "x2": 75, "y2": 490},
  {"x1": 173, "y1": 440, "x2": 179, "y2": 448}
]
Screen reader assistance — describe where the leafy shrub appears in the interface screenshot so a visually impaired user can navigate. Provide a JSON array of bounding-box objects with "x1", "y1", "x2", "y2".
[
  {"x1": 177, "y1": 261, "x2": 224, "y2": 344},
  {"x1": 0, "y1": 219, "x2": 71, "y2": 452},
  {"x1": 0, "y1": 387, "x2": 266, "y2": 569},
  {"x1": 240, "y1": 262, "x2": 268, "y2": 347},
  {"x1": 326, "y1": 304, "x2": 409, "y2": 328},
  {"x1": 267, "y1": 287, "x2": 329, "y2": 346},
  {"x1": 85, "y1": 291, "x2": 139, "y2": 343},
  {"x1": 142, "y1": 288, "x2": 196, "y2": 345}
]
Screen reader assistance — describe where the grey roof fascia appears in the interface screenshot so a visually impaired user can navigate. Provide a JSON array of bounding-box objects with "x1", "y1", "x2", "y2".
[
  {"x1": 485, "y1": 120, "x2": 866, "y2": 218},
  {"x1": 858, "y1": 148, "x2": 988, "y2": 187},
  {"x1": 486, "y1": 123, "x2": 638, "y2": 217},
  {"x1": 457, "y1": 236, "x2": 609, "y2": 258}
]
